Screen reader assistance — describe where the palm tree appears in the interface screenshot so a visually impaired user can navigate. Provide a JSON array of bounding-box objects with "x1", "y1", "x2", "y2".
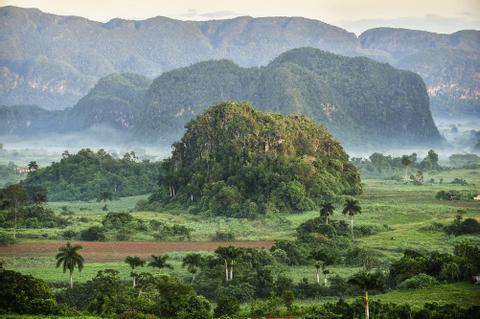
[
  {"x1": 148, "y1": 254, "x2": 173, "y2": 271},
  {"x1": 215, "y1": 246, "x2": 241, "y2": 282},
  {"x1": 125, "y1": 256, "x2": 145, "y2": 287},
  {"x1": 348, "y1": 272, "x2": 384, "y2": 319},
  {"x1": 56, "y1": 242, "x2": 84, "y2": 289},
  {"x1": 342, "y1": 198, "x2": 362, "y2": 238},
  {"x1": 320, "y1": 202, "x2": 335, "y2": 225},
  {"x1": 182, "y1": 253, "x2": 203, "y2": 282}
]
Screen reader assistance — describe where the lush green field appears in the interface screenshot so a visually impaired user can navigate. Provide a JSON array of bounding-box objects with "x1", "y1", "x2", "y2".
[{"x1": 1, "y1": 168, "x2": 479, "y2": 309}]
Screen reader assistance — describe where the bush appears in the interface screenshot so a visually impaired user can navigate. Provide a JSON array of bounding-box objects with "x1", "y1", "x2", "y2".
[
  {"x1": 62, "y1": 230, "x2": 77, "y2": 240},
  {"x1": 435, "y1": 190, "x2": 462, "y2": 200},
  {"x1": 397, "y1": 273, "x2": 438, "y2": 289},
  {"x1": 0, "y1": 232, "x2": 15, "y2": 246},
  {"x1": 80, "y1": 226, "x2": 106, "y2": 241},
  {"x1": 214, "y1": 296, "x2": 240, "y2": 318},
  {"x1": 213, "y1": 231, "x2": 235, "y2": 241}
]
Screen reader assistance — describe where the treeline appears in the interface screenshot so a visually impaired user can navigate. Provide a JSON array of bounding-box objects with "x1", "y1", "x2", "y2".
[
  {"x1": 1, "y1": 240, "x2": 479, "y2": 318},
  {"x1": 22, "y1": 149, "x2": 162, "y2": 201},
  {"x1": 351, "y1": 150, "x2": 441, "y2": 179}
]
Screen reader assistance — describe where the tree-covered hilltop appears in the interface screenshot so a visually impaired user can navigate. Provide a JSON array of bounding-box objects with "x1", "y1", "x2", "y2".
[
  {"x1": 22, "y1": 149, "x2": 161, "y2": 201},
  {"x1": 138, "y1": 48, "x2": 442, "y2": 148},
  {"x1": 145, "y1": 101, "x2": 362, "y2": 217},
  {"x1": 62, "y1": 73, "x2": 151, "y2": 131}
]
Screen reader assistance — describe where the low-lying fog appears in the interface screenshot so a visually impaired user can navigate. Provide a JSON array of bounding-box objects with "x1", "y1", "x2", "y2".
[{"x1": 0, "y1": 118, "x2": 478, "y2": 166}]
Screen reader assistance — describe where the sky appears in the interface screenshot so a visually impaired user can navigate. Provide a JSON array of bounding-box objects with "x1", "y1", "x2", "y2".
[{"x1": 1, "y1": 0, "x2": 479, "y2": 34}]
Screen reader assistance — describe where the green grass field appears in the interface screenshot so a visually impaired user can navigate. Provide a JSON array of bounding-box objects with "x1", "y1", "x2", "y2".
[{"x1": 1, "y1": 168, "x2": 479, "y2": 308}]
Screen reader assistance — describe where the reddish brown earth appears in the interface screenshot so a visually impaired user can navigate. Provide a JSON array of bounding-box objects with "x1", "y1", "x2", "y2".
[{"x1": 0, "y1": 241, "x2": 273, "y2": 262}]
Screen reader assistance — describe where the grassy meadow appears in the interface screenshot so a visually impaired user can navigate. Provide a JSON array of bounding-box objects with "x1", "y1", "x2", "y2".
[{"x1": 1, "y1": 167, "x2": 479, "y2": 309}]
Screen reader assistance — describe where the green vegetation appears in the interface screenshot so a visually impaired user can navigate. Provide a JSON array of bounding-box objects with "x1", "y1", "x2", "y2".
[
  {"x1": 139, "y1": 48, "x2": 441, "y2": 147},
  {"x1": 145, "y1": 102, "x2": 361, "y2": 217},
  {"x1": 22, "y1": 149, "x2": 161, "y2": 201}
]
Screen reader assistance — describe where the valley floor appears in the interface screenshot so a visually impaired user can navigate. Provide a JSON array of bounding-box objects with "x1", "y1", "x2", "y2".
[{"x1": 1, "y1": 168, "x2": 479, "y2": 310}]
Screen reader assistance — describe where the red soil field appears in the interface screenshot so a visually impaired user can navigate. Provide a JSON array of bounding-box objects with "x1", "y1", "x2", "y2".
[{"x1": 0, "y1": 241, "x2": 273, "y2": 262}]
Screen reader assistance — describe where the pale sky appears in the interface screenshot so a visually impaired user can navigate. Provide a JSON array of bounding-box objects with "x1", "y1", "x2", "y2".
[{"x1": 1, "y1": 0, "x2": 479, "y2": 34}]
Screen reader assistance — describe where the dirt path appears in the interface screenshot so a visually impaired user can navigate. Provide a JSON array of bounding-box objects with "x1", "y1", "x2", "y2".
[{"x1": 0, "y1": 241, "x2": 273, "y2": 262}]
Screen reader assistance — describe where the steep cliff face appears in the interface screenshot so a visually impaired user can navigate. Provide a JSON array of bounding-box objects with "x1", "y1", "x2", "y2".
[
  {"x1": 138, "y1": 48, "x2": 442, "y2": 147},
  {"x1": 360, "y1": 28, "x2": 480, "y2": 118}
]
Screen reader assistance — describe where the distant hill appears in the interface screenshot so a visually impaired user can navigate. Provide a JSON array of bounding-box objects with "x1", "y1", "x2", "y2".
[
  {"x1": 145, "y1": 101, "x2": 362, "y2": 216},
  {"x1": 138, "y1": 48, "x2": 442, "y2": 147},
  {"x1": 0, "y1": 73, "x2": 151, "y2": 136},
  {"x1": 360, "y1": 28, "x2": 480, "y2": 118},
  {"x1": 1, "y1": 7, "x2": 478, "y2": 119},
  {"x1": 0, "y1": 6, "x2": 358, "y2": 110},
  {"x1": 61, "y1": 73, "x2": 151, "y2": 131}
]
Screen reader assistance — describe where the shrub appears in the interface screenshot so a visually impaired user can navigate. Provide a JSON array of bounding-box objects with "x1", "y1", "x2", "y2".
[
  {"x1": 213, "y1": 231, "x2": 235, "y2": 241},
  {"x1": 397, "y1": 273, "x2": 438, "y2": 289},
  {"x1": 0, "y1": 232, "x2": 15, "y2": 246},
  {"x1": 80, "y1": 226, "x2": 106, "y2": 241},
  {"x1": 214, "y1": 296, "x2": 240, "y2": 318},
  {"x1": 435, "y1": 190, "x2": 462, "y2": 201},
  {"x1": 62, "y1": 230, "x2": 77, "y2": 240}
]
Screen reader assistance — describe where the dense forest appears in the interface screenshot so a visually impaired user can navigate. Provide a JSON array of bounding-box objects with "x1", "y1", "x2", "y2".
[
  {"x1": 144, "y1": 101, "x2": 362, "y2": 217},
  {"x1": 138, "y1": 47, "x2": 442, "y2": 147},
  {"x1": 22, "y1": 149, "x2": 161, "y2": 201}
]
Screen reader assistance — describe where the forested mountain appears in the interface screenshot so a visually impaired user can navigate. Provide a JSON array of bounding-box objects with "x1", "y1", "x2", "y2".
[
  {"x1": 1, "y1": 6, "x2": 478, "y2": 119},
  {"x1": 360, "y1": 28, "x2": 480, "y2": 118},
  {"x1": 0, "y1": 73, "x2": 150, "y2": 135},
  {"x1": 0, "y1": 6, "x2": 358, "y2": 109},
  {"x1": 146, "y1": 101, "x2": 362, "y2": 217},
  {"x1": 138, "y1": 48, "x2": 442, "y2": 147},
  {"x1": 60, "y1": 73, "x2": 151, "y2": 131}
]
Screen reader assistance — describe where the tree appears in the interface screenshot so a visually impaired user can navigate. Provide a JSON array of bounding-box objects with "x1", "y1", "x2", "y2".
[
  {"x1": 319, "y1": 202, "x2": 335, "y2": 225},
  {"x1": 342, "y1": 198, "x2": 362, "y2": 238},
  {"x1": 148, "y1": 254, "x2": 173, "y2": 270},
  {"x1": 348, "y1": 272, "x2": 384, "y2": 319},
  {"x1": 97, "y1": 191, "x2": 113, "y2": 210},
  {"x1": 0, "y1": 184, "x2": 28, "y2": 239},
  {"x1": 182, "y1": 253, "x2": 203, "y2": 282},
  {"x1": 310, "y1": 248, "x2": 336, "y2": 286},
  {"x1": 55, "y1": 242, "x2": 84, "y2": 289},
  {"x1": 215, "y1": 246, "x2": 242, "y2": 282},
  {"x1": 401, "y1": 155, "x2": 412, "y2": 181},
  {"x1": 125, "y1": 256, "x2": 145, "y2": 287},
  {"x1": 28, "y1": 161, "x2": 39, "y2": 171}
]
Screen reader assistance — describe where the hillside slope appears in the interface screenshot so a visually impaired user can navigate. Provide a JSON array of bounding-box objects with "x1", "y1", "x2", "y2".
[
  {"x1": 147, "y1": 101, "x2": 362, "y2": 216},
  {"x1": 360, "y1": 28, "x2": 480, "y2": 118},
  {"x1": 0, "y1": 6, "x2": 358, "y2": 109},
  {"x1": 138, "y1": 48, "x2": 442, "y2": 147}
]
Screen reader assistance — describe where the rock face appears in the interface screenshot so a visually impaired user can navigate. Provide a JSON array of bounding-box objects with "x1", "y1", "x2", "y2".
[
  {"x1": 360, "y1": 28, "x2": 480, "y2": 118},
  {"x1": 138, "y1": 48, "x2": 442, "y2": 147},
  {"x1": 147, "y1": 101, "x2": 362, "y2": 217}
]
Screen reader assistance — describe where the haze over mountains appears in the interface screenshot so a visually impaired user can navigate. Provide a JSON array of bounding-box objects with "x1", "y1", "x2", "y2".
[
  {"x1": 1, "y1": 48, "x2": 442, "y2": 149},
  {"x1": 1, "y1": 5, "x2": 479, "y2": 121}
]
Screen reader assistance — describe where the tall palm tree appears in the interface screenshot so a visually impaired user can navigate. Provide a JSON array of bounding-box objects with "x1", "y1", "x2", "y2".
[
  {"x1": 342, "y1": 198, "x2": 362, "y2": 238},
  {"x1": 56, "y1": 242, "x2": 84, "y2": 289},
  {"x1": 148, "y1": 254, "x2": 173, "y2": 271},
  {"x1": 215, "y1": 246, "x2": 241, "y2": 282},
  {"x1": 125, "y1": 256, "x2": 145, "y2": 287},
  {"x1": 182, "y1": 253, "x2": 203, "y2": 282},
  {"x1": 348, "y1": 272, "x2": 384, "y2": 319},
  {"x1": 310, "y1": 249, "x2": 335, "y2": 286},
  {"x1": 320, "y1": 202, "x2": 335, "y2": 225}
]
